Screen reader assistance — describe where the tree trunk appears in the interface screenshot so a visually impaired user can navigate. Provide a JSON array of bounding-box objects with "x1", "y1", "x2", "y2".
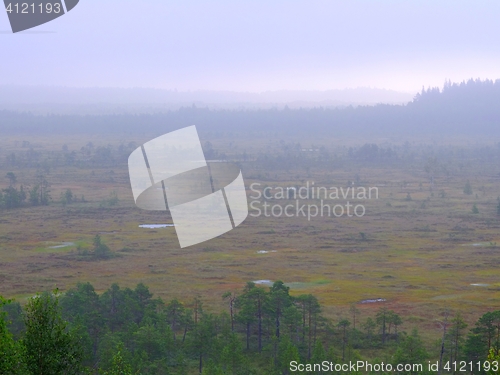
[
  {"x1": 382, "y1": 315, "x2": 386, "y2": 344},
  {"x1": 172, "y1": 314, "x2": 177, "y2": 342},
  {"x1": 276, "y1": 313, "x2": 280, "y2": 339},
  {"x1": 182, "y1": 325, "x2": 188, "y2": 343},
  {"x1": 438, "y1": 323, "x2": 447, "y2": 375},
  {"x1": 314, "y1": 316, "x2": 317, "y2": 345}
]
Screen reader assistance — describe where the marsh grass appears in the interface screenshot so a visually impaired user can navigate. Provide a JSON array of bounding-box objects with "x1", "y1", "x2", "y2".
[{"x1": 1, "y1": 133, "x2": 500, "y2": 348}]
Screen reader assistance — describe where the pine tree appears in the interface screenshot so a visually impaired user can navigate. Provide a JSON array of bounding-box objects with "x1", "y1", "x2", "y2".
[
  {"x1": 376, "y1": 307, "x2": 389, "y2": 344},
  {"x1": 220, "y1": 333, "x2": 245, "y2": 375},
  {"x1": 362, "y1": 317, "x2": 377, "y2": 345},
  {"x1": 311, "y1": 340, "x2": 328, "y2": 374},
  {"x1": 103, "y1": 343, "x2": 133, "y2": 375},
  {"x1": 267, "y1": 281, "x2": 292, "y2": 340},
  {"x1": 446, "y1": 313, "x2": 467, "y2": 366},
  {"x1": 393, "y1": 329, "x2": 429, "y2": 375},
  {"x1": 235, "y1": 282, "x2": 267, "y2": 352},
  {"x1": 337, "y1": 319, "x2": 350, "y2": 361},
  {"x1": 277, "y1": 335, "x2": 301, "y2": 375}
]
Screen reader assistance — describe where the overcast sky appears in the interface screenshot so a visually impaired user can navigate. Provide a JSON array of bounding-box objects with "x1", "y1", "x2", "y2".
[{"x1": 1, "y1": 1, "x2": 499, "y2": 93}]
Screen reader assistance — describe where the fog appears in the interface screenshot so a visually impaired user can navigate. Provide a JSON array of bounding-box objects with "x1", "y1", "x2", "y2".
[
  {"x1": 2, "y1": 79, "x2": 499, "y2": 139},
  {"x1": 1, "y1": 1, "x2": 500, "y2": 93},
  {"x1": 0, "y1": 86, "x2": 414, "y2": 113}
]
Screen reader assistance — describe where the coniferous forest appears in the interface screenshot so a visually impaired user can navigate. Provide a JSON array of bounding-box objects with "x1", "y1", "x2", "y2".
[
  {"x1": 2, "y1": 281, "x2": 500, "y2": 375},
  {"x1": 1, "y1": 79, "x2": 500, "y2": 138}
]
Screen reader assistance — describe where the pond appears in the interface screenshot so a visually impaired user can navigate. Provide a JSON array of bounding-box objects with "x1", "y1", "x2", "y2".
[
  {"x1": 253, "y1": 280, "x2": 273, "y2": 285},
  {"x1": 48, "y1": 242, "x2": 75, "y2": 249},
  {"x1": 139, "y1": 224, "x2": 175, "y2": 229}
]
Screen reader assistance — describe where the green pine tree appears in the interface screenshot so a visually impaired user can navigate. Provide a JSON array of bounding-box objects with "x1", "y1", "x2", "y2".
[
  {"x1": 393, "y1": 329, "x2": 429, "y2": 375},
  {"x1": 104, "y1": 343, "x2": 134, "y2": 375}
]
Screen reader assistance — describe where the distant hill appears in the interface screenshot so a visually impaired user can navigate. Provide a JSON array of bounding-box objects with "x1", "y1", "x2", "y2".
[
  {"x1": 0, "y1": 79, "x2": 499, "y2": 137},
  {"x1": 0, "y1": 86, "x2": 414, "y2": 114}
]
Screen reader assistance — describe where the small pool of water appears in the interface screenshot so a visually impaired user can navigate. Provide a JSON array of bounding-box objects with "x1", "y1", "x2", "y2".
[
  {"x1": 48, "y1": 242, "x2": 75, "y2": 249},
  {"x1": 470, "y1": 283, "x2": 490, "y2": 287},
  {"x1": 139, "y1": 224, "x2": 174, "y2": 229},
  {"x1": 257, "y1": 250, "x2": 277, "y2": 254},
  {"x1": 253, "y1": 280, "x2": 273, "y2": 285}
]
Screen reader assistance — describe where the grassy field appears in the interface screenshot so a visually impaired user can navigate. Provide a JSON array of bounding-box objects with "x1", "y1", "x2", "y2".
[{"x1": 1, "y1": 133, "x2": 500, "y2": 346}]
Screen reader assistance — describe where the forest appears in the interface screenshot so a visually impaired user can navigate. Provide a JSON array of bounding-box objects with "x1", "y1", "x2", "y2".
[
  {"x1": 1, "y1": 280, "x2": 500, "y2": 375},
  {"x1": 1, "y1": 79, "x2": 500, "y2": 137}
]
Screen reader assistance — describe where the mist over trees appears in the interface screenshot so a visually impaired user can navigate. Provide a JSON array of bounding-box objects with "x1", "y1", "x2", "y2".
[
  {"x1": 0, "y1": 86, "x2": 414, "y2": 110},
  {"x1": 0, "y1": 79, "x2": 499, "y2": 137}
]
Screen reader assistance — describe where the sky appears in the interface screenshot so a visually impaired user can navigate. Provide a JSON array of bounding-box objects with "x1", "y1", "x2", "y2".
[{"x1": 1, "y1": 0, "x2": 500, "y2": 93}]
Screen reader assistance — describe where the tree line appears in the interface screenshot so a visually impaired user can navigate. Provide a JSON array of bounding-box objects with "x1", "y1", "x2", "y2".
[
  {"x1": 0, "y1": 171, "x2": 50, "y2": 209},
  {"x1": 1, "y1": 79, "x2": 500, "y2": 138},
  {"x1": 1, "y1": 281, "x2": 499, "y2": 374}
]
